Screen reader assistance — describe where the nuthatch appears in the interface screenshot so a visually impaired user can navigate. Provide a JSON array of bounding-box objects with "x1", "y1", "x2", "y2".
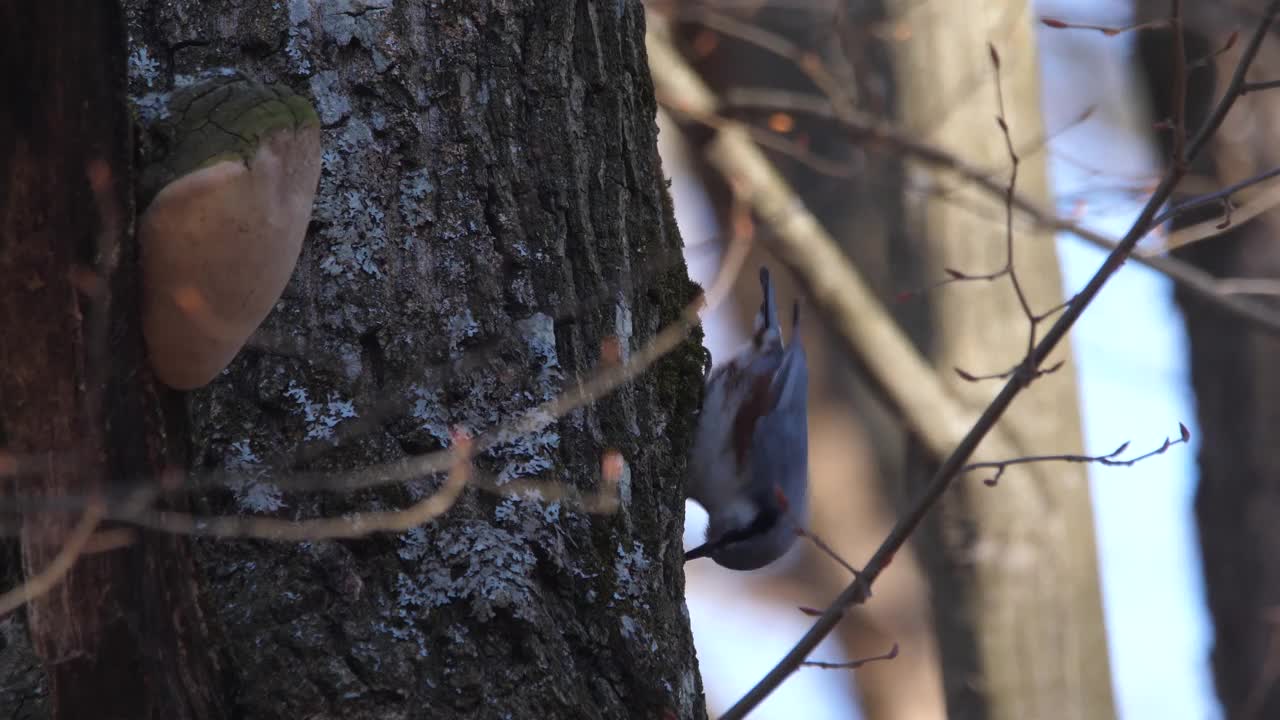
[
  {"x1": 137, "y1": 72, "x2": 321, "y2": 390},
  {"x1": 685, "y1": 267, "x2": 809, "y2": 570}
]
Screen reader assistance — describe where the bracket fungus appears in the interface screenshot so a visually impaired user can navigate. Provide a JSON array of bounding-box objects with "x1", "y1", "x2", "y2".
[{"x1": 137, "y1": 73, "x2": 321, "y2": 390}]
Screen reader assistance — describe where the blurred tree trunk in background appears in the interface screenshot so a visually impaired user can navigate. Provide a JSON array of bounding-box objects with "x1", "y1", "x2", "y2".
[
  {"x1": 668, "y1": 2, "x2": 947, "y2": 718},
  {"x1": 1136, "y1": 3, "x2": 1280, "y2": 717},
  {"x1": 889, "y1": 1, "x2": 1115, "y2": 719},
  {"x1": 1, "y1": 5, "x2": 226, "y2": 719},
  {"x1": 2, "y1": 1, "x2": 707, "y2": 718}
]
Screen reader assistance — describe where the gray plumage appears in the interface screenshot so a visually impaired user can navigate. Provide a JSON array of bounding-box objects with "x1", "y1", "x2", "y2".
[{"x1": 685, "y1": 267, "x2": 809, "y2": 570}]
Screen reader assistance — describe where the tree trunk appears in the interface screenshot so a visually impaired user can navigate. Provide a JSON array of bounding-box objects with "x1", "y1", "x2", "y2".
[
  {"x1": 1, "y1": 5, "x2": 226, "y2": 719},
  {"x1": 1135, "y1": 4, "x2": 1280, "y2": 717},
  {"x1": 3, "y1": 1, "x2": 707, "y2": 718},
  {"x1": 889, "y1": 2, "x2": 1115, "y2": 718}
]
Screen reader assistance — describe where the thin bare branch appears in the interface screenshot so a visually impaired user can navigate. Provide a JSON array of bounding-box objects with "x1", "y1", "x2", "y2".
[
  {"x1": 1171, "y1": 0, "x2": 1188, "y2": 167},
  {"x1": 797, "y1": 527, "x2": 860, "y2": 578},
  {"x1": 1157, "y1": 165, "x2": 1280, "y2": 224},
  {"x1": 127, "y1": 430, "x2": 475, "y2": 542},
  {"x1": 1215, "y1": 278, "x2": 1280, "y2": 295},
  {"x1": 1242, "y1": 78, "x2": 1280, "y2": 94},
  {"x1": 801, "y1": 643, "x2": 899, "y2": 671},
  {"x1": 668, "y1": 5, "x2": 856, "y2": 119},
  {"x1": 1039, "y1": 16, "x2": 1169, "y2": 36},
  {"x1": 0, "y1": 502, "x2": 105, "y2": 617},
  {"x1": 1156, "y1": 171, "x2": 1280, "y2": 251},
  {"x1": 964, "y1": 424, "x2": 1192, "y2": 486},
  {"x1": 718, "y1": 89, "x2": 1280, "y2": 339},
  {"x1": 0, "y1": 226, "x2": 755, "y2": 532}
]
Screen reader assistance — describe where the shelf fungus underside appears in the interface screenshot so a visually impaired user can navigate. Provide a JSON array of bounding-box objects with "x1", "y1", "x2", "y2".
[{"x1": 138, "y1": 73, "x2": 322, "y2": 390}]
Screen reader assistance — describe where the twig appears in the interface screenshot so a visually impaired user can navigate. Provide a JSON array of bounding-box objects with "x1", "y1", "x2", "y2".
[
  {"x1": 0, "y1": 161, "x2": 129, "y2": 622},
  {"x1": 712, "y1": 90, "x2": 1280, "y2": 339},
  {"x1": 1215, "y1": 277, "x2": 1280, "y2": 295},
  {"x1": 0, "y1": 224, "x2": 737, "y2": 542},
  {"x1": 797, "y1": 527, "x2": 860, "y2": 578},
  {"x1": 211, "y1": 226, "x2": 751, "y2": 498},
  {"x1": 964, "y1": 424, "x2": 1191, "y2": 486},
  {"x1": 1152, "y1": 165, "x2": 1280, "y2": 226},
  {"x1": 714, "y1": 3, "x2": 1280, "y2": 716},
  {"x1": 0, "y1": 502, "x2": 105, "y2": 617},
  {"x1": 657, "y1": 98, "x2": 861, "y2": 177},
  {"x1": 1039, "y1": 16, "x2": 1169, "y2": 36},
  {"x1": 1171, "y1": 0, "x2": 1188, "y2": 167},
  {"x1": 126, "y1": 430, "x2": 475, "y2": 541},
  {"x1": 100, "y1": 223, "x2": 758, "y2": 540},
  {"x1": 1158, "y1": 173, "x2": 1280, "y2": 252},
  {"x1": 0, "y1": 224, "x2": 752, "y2": 522},
  {"x1": 667, "y1": 5, "x2": 857, "y2": 119},
  {"x1": 663, "y1": 90, "x2": 1065, "y2": 279},
  {"x1": 941, "y1": 44, "x2": 1057, "y2": 384},
  {"x1": 801, "y1": 643, "x2": 899, "y2": 671},
  {"x1": 1242, "y1": 78, "x2": 1280, "y2": 94},
  {"x1": 0, "y1": 230, "x2": 754, "y2": 540}
]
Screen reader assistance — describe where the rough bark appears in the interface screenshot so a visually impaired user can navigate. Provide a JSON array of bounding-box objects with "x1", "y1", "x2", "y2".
[
  {"x1": 1134, "y1": 4, "x2": 1280, "y2": 716},
  {"x1": 669, "y1": 4, "x2": 946, "y2": 718},
  {"x1": 3, "y1": 1, "x2": 707, "y2": 718},
  {"x1": 888, "y1": 2, "x2": 1115, "y2": 719}
]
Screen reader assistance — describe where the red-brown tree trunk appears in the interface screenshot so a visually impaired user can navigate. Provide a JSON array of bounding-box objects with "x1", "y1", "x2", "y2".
[{"x1": 0, "y1": 4, "x2": 226, "y2": 719}]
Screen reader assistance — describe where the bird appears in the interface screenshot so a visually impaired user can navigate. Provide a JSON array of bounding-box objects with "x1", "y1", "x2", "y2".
[{"x1": 685, "y1": 267, "x2": 809, "y2": 570}]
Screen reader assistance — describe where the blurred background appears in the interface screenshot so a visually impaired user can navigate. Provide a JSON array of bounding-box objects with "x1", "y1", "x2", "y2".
[{"x1": 650, "y1": 0, "x2": 1280, "y2": 717}]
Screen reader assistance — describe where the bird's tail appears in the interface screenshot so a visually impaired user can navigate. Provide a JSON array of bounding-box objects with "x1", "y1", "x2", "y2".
[{"x1": 754, "y1": 267, "x2": 781, "y2": 346}]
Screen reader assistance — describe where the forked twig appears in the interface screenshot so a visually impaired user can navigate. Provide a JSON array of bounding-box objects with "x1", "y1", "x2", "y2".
[{"x1": 964, "y1": 425, "x2": 1192, "y2": 487}]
